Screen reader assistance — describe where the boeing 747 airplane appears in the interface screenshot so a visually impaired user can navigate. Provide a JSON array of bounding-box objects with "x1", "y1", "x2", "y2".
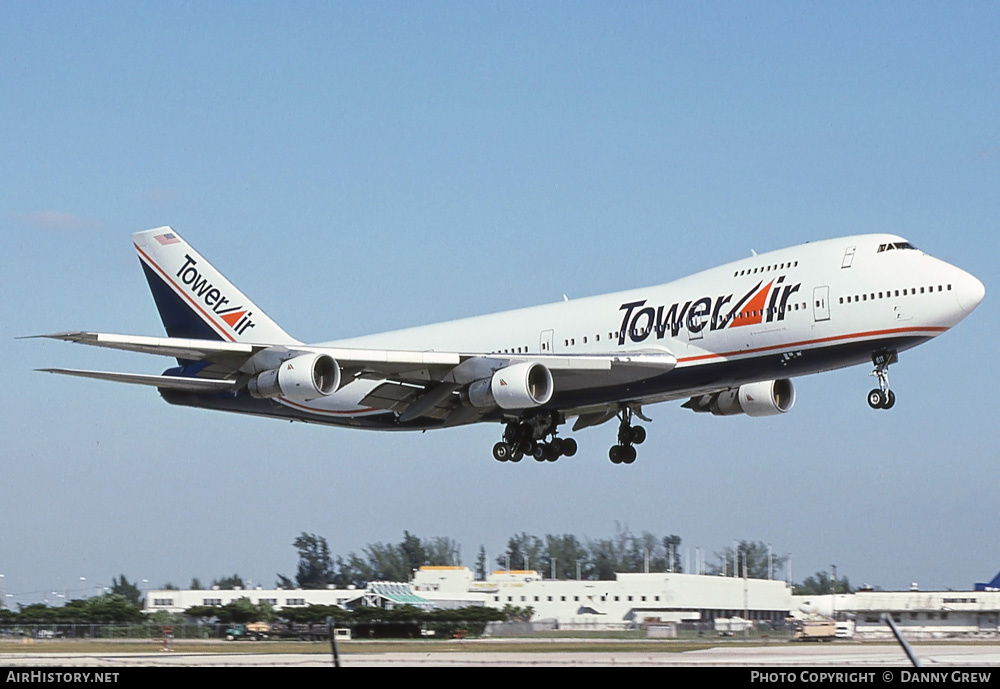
[{"x1": 36, "y1": 228, "x2": 984, "y2": 464}]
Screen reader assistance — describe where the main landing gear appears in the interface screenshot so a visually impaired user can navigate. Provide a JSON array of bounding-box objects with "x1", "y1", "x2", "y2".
[
  {"x1": 867, "y1": 350, "x2": 898, "y2": 410},
  {"x1": 609, "y1": 408, "x2": 646, "y2": 465},
  {"x1": 492, "y1": 414, "x2": 577, "y2": 463},
  {"x1": 491, "y1": 407, "x2": 648, "y2": 465}
]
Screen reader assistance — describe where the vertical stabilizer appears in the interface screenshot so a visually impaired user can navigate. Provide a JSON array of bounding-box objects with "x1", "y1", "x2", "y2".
[{"x1": 133, "y1": 227, "x2": 299, "y2": 345}]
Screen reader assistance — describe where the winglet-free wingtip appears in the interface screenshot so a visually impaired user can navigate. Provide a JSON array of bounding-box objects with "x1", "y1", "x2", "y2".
[{"x1": 20, "y1": 331, "x2": 92, "y2": 343}]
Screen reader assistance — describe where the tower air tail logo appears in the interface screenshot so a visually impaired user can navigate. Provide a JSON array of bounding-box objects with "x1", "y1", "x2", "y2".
[{"x1": 174, "y1": 254, "x2": 257, "y2": 336}]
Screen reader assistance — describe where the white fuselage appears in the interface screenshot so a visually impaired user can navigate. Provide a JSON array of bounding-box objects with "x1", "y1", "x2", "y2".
[{"x1": 287, "y1": 234, "x2": 983, "y2": 423}]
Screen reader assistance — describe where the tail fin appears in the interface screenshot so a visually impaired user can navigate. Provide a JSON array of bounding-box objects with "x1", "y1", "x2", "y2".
[{"x1": 133, "y1": 227, "x2": 299, "y2": 345}]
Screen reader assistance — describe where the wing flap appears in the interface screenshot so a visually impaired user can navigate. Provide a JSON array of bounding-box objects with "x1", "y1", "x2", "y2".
[{"x1": 358, "y1": 381, "x2": 454, "y2": 420}]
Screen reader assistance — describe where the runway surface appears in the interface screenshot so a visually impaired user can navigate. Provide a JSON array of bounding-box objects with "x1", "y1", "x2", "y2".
[{"x1": 3, "y1": 644, "x2": 1000, "y2": 667}]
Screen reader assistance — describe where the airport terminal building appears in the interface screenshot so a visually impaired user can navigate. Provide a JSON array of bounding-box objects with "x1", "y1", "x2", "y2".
[{"x1": 145, "y1": 566, "x2": 792, "y2": 630}]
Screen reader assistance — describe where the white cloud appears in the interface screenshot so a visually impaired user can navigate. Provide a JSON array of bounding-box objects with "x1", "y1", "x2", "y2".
[{"x1": 25, "y1": 211, "x2": 100, "y2": 231}]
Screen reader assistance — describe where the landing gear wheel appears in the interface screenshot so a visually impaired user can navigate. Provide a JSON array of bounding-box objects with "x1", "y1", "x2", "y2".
[
  {"x1": 495, "y1": 413, "x2": 575, "y2": 465},
  {"x1": 630, "y1": 426, "x2": 646, "y2": 445},
  {"x1": 621, "y1": 445, "x2": 637, "y2": 464},
  {"x1": 868, "y1": 350, "x2": 898, "y2": 411},
  {"x1": 609, "y1": 445, "x2": 623, "y2": 464}
]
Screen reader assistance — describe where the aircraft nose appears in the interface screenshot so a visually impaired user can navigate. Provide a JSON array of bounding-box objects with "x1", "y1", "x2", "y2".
[{"x1": 954, "y1": 269, "x2": 985, "y2": 314}]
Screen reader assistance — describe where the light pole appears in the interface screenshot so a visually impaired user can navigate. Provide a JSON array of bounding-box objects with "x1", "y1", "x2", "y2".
[{"x1": 831, "y1": 564, "x2": 837, "y2": 619}]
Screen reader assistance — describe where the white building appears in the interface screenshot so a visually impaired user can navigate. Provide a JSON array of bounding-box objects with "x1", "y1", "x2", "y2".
[
  {"x1": 144, "y1": 586, "x2": 367, "y2": 614},
  {"x1": 145, "y1": 566, "x2": 792, "y2": 629},
  {"x1": 414, "y1": 567, "x2": 792, "y2": 630},
  {"x1": 791, "y1": 590, "x2": 1000, "y2": 640},
  {"x1": 853, "y1": 591, "x2": 1000, "y2": 639}
]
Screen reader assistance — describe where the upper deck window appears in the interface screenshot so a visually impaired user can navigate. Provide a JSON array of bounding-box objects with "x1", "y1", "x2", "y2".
[{"x1": 877, "y1": 241, "x2": 918, "y2": 253}]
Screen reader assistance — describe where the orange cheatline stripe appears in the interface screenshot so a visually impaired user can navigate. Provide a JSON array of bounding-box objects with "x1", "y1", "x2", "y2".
[
  {"x1": 135, "y1": 243, "x2": 235, "y2": 343},
  {"x1": 676, "y1": 326, "x2": 948, "y2": 364}
]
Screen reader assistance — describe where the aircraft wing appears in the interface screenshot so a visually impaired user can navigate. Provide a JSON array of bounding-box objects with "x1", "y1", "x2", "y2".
[
  {"x1": 36, "y1": 368, "x2": 238, "y2": 392},
  {"x1": 32, "y1": 331, "x2": 678, "y2": 420},
  {"x1": 28, "y1": 331, "x2": 258, "y2": 363}
]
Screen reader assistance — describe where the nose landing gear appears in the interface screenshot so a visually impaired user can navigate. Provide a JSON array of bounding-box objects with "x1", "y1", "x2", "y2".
[{"x1": 867, "y1": 350, "x2": 898, "y2": 410}]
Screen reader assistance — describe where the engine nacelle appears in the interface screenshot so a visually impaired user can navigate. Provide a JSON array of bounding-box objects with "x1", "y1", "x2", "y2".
[
  {"x1": 685, "y1": 379, "x2": 795, "y2": 417},
  {"x1": 468, "y1": 362, "x2": 554, "y2": 410},
  {"x1": 247, "y1": 353, "x2": 341, "y2": 402}
]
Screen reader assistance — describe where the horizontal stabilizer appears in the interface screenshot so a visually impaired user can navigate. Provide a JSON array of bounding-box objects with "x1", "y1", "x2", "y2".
[{"x1": 37, "y1": 368, "x2": 237, "y2": 393}]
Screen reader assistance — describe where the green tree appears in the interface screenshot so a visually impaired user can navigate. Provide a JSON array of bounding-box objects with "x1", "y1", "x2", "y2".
[
  {"x1": 424, "y1": 535, "x2": 461, "y2": 567},
  {"x1": 496, "y1": 532, "x2": 544, "y2": 571},
  {"x1": 662, "y1": 535, "x2": 683, "y2": 572},
  {"x1": 84, "y1": 594, "x2": 144, "y2": 623},
  {"x1": 110, "y1": 574, "x2": 141, "y2": 606},
  {"x1": 289, "y1": 532, "x2": 336, "y2": 589},
  {"x1": 712, "y1": 541, "x2": 787, "y2": 579},
  {"x1": 400, "y1": 531, "x2": 427, "y2": 573},
  {"x1": 211, "y1": 574, "x2": 245, "y2": 590},
  {"x1": 363, "y1": 540, "x2": 410, "y2": 581},
  {"x1": 541, "y1": 534, "x2": 588, "y2": 579},
  {"x1": 475, "y1": 545, "x2": 488, "y2": 581},
  {"x1": 796, "y1": 570, "x2": 853, "y2": 595}
]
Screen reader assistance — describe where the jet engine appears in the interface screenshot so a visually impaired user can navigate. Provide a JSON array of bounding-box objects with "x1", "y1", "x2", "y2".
[
  {"x1": 684, "y1": 379, "x2": 795, "y2": 417},
  {"x1": 247, "y1": 353, "x2": 341, "y2": 402},
  {"x1": 468, "y1": 361, "x2": 554, "y2": 410}
]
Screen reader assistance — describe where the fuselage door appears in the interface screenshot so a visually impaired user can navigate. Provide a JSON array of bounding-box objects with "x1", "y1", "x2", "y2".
[
  {"x1": 687, "y1": 311, "x2": 706, "y2": 341},
  {"x1": 540, "y1": 329, "x2": 554, "y2": 353},
  {"x1": 841, "y1": 246, "x2": 856, "y2": 269},
  {"x1": 813, "y1": 286, "x2": 831, "y2": 322}
]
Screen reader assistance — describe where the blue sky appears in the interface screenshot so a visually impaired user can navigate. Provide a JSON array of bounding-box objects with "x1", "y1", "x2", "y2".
[{"x1": 2, "y1": 2, "x2": 998, "y2": 605}]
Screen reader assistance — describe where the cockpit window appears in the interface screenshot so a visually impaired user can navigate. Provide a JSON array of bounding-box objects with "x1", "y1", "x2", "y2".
[{"x1": 877, "y1": 241, "x2": 918, "y2": 253}]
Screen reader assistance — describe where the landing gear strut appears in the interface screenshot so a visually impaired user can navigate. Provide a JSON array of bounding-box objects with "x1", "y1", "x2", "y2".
[
  {"x1": 609, "y1": 407, "x2": 645, "y2": 465},
  {"x1": 492, "y1": 414, "x2": 577, "y2": 463},
  {"x1": 867, "y1": 350, "x2": 898, "y2": 410}
]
